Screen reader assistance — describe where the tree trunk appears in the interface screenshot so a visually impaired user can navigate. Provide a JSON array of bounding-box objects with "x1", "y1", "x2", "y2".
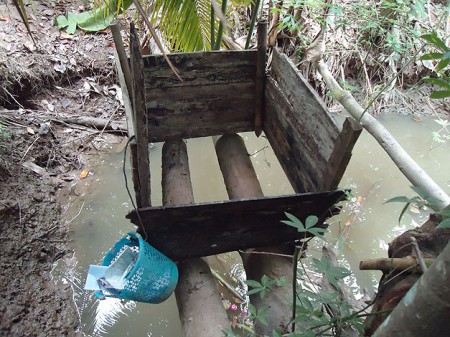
[
  {"x1": 214, "y1": 134, "x2": 293, "y2": 335},
  {"x1": 371, "y1": 239, "x2": 450, "y2": 337},
  {"x1": 162, "y1": 140, "x2": 230, "y2": 337},
  {"x1": 316, "y1": 60, "x2": 450, "y2": 210}
]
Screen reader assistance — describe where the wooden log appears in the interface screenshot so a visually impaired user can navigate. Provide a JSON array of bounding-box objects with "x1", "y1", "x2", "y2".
[
  {"x1": 254, "y1": 21, "x2": 267, "y2": 136},
  {"x1": 130, "y1": 23, "x2": 151, "y2": 207},
  {"x1": 359, "y1": 256, "x2": 435, "y2": 273},
  {"x1": 214, "y1": 134, "x2": 294, "y2": 335},
  {"x1": 128, "y1": 191, "x2": 345, "y2": 260},
  {"x1": 162, "y1": 140, "x2": 230, "y2": 337}
]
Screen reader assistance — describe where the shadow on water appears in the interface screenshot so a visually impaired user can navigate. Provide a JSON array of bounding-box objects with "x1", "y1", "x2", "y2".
[{"x1": 52, "y1": 114, "x2": 449, "y2": 336}]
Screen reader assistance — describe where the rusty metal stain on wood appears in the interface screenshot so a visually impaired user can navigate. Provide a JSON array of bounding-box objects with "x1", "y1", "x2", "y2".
[{"x1": 126, "y1": 190, "x2": 346, "y2": 261}]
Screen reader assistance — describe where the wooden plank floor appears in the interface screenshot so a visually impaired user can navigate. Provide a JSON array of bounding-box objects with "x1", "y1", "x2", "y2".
[{"x1": 126, "y1": 190, "x2": 347, "y2": 261}]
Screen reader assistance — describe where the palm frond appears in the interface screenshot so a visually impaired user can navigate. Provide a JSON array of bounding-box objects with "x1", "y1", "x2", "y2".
[{"x1": 152, "y1": 0, "x2": 214, "y2": 51}]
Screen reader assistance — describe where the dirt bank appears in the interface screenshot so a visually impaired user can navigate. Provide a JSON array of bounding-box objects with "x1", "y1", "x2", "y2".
[{"x1": 0, "y1": 0, "x2": 127, "y2": 335}]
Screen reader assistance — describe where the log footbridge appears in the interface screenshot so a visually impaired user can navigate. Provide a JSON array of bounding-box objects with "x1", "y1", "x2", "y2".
[{"x1": 113, "y1": 22, "x2": 362, "y2": 336}]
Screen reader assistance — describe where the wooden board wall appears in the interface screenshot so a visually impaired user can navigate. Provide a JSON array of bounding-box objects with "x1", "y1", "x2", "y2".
[
  {"x1": 143, "y1": 50, "x2": 257, "y2": 142},
  {"x1": 264, "y1": 49, "x2": 362, "y2": 192},
  {"x1": 127, "y1": 191, "x2": 346, "y2": 261}
]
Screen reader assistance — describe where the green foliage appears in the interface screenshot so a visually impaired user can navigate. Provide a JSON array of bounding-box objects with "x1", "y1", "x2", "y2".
[
  {"x1": 281, "y1": 213, "x2": 326, "y2": 239},
  {"x1": 386, "y1": 186, "x2": 450, "y2": 229},
  {"x1": 312, "y1": 256, "x2": 351, "y2": 288},
  {"x1": 248, "y1": 303, "x2": 269, "y2": 326},
  {"x1": 55, "y1": 0, "x2": 133, "y2": 33},
  {"x1": 151, "y1": 0, "x2": 214, "y2": 51},
  {"x1": 420, "y1": 31, "x2": 450, "y2": 99},
  {"x1": 245, "y1": 275, "x2": 286, "y2": 299},
  {"x1": 276, "y1": 0, "x2": 428, "y2": 56}
]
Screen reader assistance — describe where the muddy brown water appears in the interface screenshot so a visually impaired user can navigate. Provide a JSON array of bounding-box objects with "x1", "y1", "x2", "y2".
[{"x1": 53, "y1": 114, "x2": 449, "y2": 336}]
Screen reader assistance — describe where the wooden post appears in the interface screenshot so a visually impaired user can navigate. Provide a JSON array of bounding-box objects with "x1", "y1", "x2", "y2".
[
  {"x1": 110, "y1": 21, "x2": 132, "y2": 96},
  {"x1": 130, "y1": 23, "x2": 151, "y2": 207},
  {"x1": 214, "y1": 134, "x2": 294, "y2": 335},
  {"x1": 254, "y1": 21, "x2": 267, "y2": 137},
  {"x1": 162, "y1": 140, "x2": 230, "y2": 337}
]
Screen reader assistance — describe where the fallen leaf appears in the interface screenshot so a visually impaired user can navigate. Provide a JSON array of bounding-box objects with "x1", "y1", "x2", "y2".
[
  {"x1": 27, "y1": 127, "x2": 35, "y2": 135},
  {"x1": 0, "y1": 16, "x2": 11, "y2": 21},
  {"x1": 231, "y1": 315, "x2": 238, "y2": 329},
  {"x1": 79, "y1": 169, "x2": 89, "y2": 179},
  {"x1": 60, "y1": 32, "x2": 75, "y2": 40}
]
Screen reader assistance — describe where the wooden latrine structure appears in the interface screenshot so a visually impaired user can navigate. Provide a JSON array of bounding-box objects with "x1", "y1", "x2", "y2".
[{"x1": 113, "y1": 25, "x2": 362, "y2": 262}]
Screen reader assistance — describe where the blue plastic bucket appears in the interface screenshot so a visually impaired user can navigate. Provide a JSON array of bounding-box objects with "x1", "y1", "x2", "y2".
[{"x1": 96, "y1": 232, "x2": 178, "y2": 304}]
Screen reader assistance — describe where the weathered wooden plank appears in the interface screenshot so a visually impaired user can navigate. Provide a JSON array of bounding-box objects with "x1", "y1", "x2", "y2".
[
  {"x1": 126, "y1": 190, "x2": 346, "y2": 260},
  {"x1": 143, "y1": 50, "x2": 257, "y2": 89},
  {"x1": 270, "y1": 49, "x2": 338, "y2": 159},
  {"x1": 130, "y1": 23, "x2": 151, "y2": 207},
  {"x1": 264, "y1": 77, "x2": 327, "y2": 192},
  {"x1": 325, "y1": 117, "x2": 362, "y2": 190},
  {"x1": 114, "y1": 49, "x2": 134, "y2": 138},
  {"x1": 146, "y1": 82, "x2": 255, "y2": 142},
  {"x1": 254, "y1": 21, "x2": 267, "y2": 136}
]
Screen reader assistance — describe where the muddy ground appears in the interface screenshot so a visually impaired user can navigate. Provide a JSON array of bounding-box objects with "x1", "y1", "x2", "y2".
[
  {"x1": 0, "y1": 0, "x2": 127, "y2": 335},
  {"x1": 0, "y1": 0, "x2": 448, "y2": 336}
]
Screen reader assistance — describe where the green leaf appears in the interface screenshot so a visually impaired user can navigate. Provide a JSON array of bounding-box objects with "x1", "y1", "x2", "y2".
[
  {"x1": 55, "y1": 15, "x2": 69, "y2": 29},
  {"x1": 272, "y1": 330, "x2": 283, "y2": 337},
  {"x1": 248, "y1": 303, "x2": 257, "y2": 316},
  {"x1": 398, "y1": 202, "x2": 410, "y2": 224},
  {"x1": 256, "y1": 306, "x2": 269, "y2": 326},
  {"x1": 421, "y1": 32, "x2": 448, "y2": 51},
  {"x1": 245, "y1": 279, "x2": 262, "y2": 288},
  {"x1": 436, "y1": 218, "x2": 450, "y2": 229},
  {"x1": 423, "y1": 77, "x2": 450, "y2": 89},
  {"x1": 247, "y1": 288, "x2": 263, "y2": 296},
  {"x1": 305, "y1": 215, "x2": 319, "y2": 229},
  {"x1": 307, "y1": 227, "x2": 326, "y2": 239},
  {"x1": 385, "y1": 196, "x2": 411, "y2": 203},
  {"x1": 440, "y1": 208, "x2": 450, "y2": 218},
  {"x1": 431, "y1": 90, "x2": 450, "y2": 99},
  {"x1": 435, "y1": 57, "x2": 450, "y2": 72},
  {"x1": 275, "y1": 276, "x2": 286, "y2": 287},
  {"x1": 421, "y1": 53, "x2": 444, "y2": 60},
  {"x1": 66, "y1": 12, "x2": 78, "y2": 35}
]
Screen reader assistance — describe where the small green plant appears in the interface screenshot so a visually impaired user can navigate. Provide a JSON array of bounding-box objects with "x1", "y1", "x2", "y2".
[
  {"x1": 420, "y1": 31, "x2": 450, "y2": 99},
  {"x1": 245, "y1": 275, "x2": 286, "y2": 299},
  {"x1": 386, "y1": 186, "x2": 450, "y2": 229},
  {"x1": 231, "y1": 212, "x2": 369, "y2": 337},
  {"x1": 281, "y1": 213, "x2": 325, "y2": 239}
]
